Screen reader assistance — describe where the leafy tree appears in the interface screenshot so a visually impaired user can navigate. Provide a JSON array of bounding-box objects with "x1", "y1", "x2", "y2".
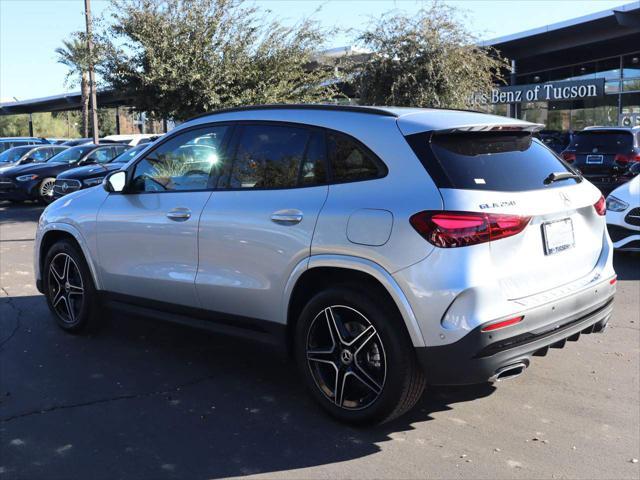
[
  {"x1": 347, "y1": 4, "x2": 508, "y2": 108},
  {"x1": 55, "y1": 36, "x2": 91, "y2": 137},
  {"x1": 0, "y1": 112, "x2": 81, "y2": 138},
  {"x1": 0, "y1": 115, "x2": 30, "y2": 137},
  {"x1": 100, "y1": 0, "x2": 340, "y2": 121}
]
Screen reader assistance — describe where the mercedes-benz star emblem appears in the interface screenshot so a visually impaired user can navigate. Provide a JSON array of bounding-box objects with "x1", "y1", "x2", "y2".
[
  {"x1": 559, "y1": 192, "x2": 571, "y2": 206},
  {"x1": 61, "y1": 182, "x2": 68, "y2": 192},
  {"x1": 340, "y1": 350, "x2": 353, "y2": 365}
]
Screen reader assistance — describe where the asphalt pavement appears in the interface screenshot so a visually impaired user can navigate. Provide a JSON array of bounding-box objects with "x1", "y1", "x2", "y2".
[{"x1": 1, "y1": 202, "x2": 639, "y2": 480}]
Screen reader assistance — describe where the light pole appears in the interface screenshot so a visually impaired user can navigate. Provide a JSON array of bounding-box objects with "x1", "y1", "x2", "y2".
[{"x1": 84, "y1": 0, "x2": 99, "y2": 144}]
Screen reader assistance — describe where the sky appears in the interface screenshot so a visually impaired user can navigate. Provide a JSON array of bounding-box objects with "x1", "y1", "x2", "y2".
[{"x1": 0, "y1": 0, "x2": 634, "y2": 101}]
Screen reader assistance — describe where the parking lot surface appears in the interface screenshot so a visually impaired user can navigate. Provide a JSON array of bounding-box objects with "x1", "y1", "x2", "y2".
[{"x1": 1, "y1": 202, "x2": 639, "y2": 480}]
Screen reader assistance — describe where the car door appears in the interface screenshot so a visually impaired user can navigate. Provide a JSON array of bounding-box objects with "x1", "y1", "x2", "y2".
[
  {"x1": 96, "y1": 125, "x2": 231, "y2": 306},
  {"x1": 196, "y1": 123, "x2": 329, "y2": 323}
]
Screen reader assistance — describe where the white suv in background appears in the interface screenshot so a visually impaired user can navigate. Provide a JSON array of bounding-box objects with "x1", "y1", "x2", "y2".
[{"x1": 34, "y1": 105, "x2": 616, "y2": 424}]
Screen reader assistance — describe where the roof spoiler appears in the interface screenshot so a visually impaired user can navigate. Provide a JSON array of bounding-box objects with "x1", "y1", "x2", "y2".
[{"x1": 432, "y1": 123, "x2": 545, "y2": 135}]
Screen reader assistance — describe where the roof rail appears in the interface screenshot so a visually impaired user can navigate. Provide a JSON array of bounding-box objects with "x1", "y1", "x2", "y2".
[{"x1": 185, "y1": 104, "x2": 399, "y2": 122}]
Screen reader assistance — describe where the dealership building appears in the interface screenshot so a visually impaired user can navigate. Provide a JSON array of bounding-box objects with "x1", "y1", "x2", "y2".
[{"x1": 480, "y1": 1, "x2": 640, "y2": 131}]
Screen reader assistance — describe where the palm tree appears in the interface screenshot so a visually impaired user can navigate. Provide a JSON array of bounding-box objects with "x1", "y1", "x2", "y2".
[{"x1": 56, "y1": 38, "x2": 90, "y2": 137}]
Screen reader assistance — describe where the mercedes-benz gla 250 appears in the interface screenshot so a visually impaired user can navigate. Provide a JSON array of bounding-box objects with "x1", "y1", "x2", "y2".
[{"x1": 34, "y1": 105, "x2": 616, "y2": 424}]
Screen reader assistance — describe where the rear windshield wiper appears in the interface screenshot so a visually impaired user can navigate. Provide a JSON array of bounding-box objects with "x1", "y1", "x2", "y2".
[{"x1": 544, "y1": 171, "x2": 582, "y2": 185}]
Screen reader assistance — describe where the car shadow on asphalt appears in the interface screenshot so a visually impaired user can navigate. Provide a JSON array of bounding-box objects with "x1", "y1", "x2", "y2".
[
  {"x1": 0, "y1": 201, "x2": 44, "y2": 224},
  {"x1": 1, "y1": 294, "x2": 495, "y2": 479}
]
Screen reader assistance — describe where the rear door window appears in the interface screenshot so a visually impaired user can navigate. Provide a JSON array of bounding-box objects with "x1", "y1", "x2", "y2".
[
  {"x1": 226, "y1": 124, "x2": 315, "y2": 189},
  {"x1": 570, "y1": 131, "x2": 634, "y2": 153},
  {"x1": 407, "y1": 132, "x2": 577, "y2": 192}
]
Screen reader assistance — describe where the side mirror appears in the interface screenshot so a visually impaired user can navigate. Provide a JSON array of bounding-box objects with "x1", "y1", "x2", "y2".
[{"x1": 103, "y1": 170, "x2": 126, "y2": 193}]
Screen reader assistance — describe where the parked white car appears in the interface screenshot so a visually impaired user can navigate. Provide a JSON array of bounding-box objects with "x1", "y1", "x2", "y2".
[
  {"x1": 606, "y1": 174, "x2": 640, "y2": 251},
  {"x1": 102, "y1": 134, "x2": 161, "y2": 146}
]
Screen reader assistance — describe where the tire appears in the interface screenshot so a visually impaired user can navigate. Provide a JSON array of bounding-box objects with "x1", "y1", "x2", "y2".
[
  {"x1": 42, "y1": 239, "x2": 102, "y2": 334},
  {"x1": 38, "y1": 177, "x2": 56, "y2": 204},
  {"x1": 295, "y1": 286, "x2": 425, "y2": 425}
]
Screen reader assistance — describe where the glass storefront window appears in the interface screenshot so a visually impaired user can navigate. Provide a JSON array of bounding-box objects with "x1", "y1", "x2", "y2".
[
  {"x1": 502, "y1": 53, "x2": 639, "y2": 130},
  {"x1": 623, "y1": 54, "x2": 640, "y2": 92}
]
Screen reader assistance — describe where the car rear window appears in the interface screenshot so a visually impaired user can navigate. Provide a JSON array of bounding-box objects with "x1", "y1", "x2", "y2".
[
  {"x1": 406, "y1": 132, "x2": 577, "y2": 192},
  {"x1": 570, "y1": 131, "x2": 634, "y2": 153}
]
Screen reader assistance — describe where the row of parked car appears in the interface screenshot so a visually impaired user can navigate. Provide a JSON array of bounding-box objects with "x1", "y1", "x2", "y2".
[{"x1": 0, "y1": 134, "x2": 159, "y2": 204}]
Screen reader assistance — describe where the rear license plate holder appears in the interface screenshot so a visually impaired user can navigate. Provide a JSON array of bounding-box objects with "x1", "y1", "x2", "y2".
[
  {"x1": 542, "y1": 218, "x2": 575, "y2": 255},
  {"x1": 586, "y1": 154, "x2": 604, "y2": 164}
]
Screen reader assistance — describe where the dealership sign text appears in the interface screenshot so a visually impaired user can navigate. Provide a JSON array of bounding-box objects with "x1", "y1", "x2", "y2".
[{"x1": 472, "y1": 78, "x2": 605, "y2": 105}]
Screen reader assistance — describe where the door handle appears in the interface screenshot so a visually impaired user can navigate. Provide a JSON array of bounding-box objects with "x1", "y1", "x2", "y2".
[
  {"x1": 271, "y1": 209, "x2": 303, "y2": 225},
  {"x1": 166, "y1": 208, "x2": 192, "y2": 221}
]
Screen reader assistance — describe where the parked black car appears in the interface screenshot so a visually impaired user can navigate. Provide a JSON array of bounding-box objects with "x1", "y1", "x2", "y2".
[
  {"x1": 0, "y1": 137, "x2": 49, "y2": 153},
  {"x1": 561, "y1": 126, "x2": 640, "y2": 195},
  {"x1": 537, "y1": 130, "x2": 571, "y2": 154},
  {"x1": 0, "y1": 145, "x2": 68, "y2": 171},
  {"x1": 53, "y1": 143, "x2": 148, "y2": 199},
  {"x1": 0, "y1": 143, "x2": 128, "y2": 204}
]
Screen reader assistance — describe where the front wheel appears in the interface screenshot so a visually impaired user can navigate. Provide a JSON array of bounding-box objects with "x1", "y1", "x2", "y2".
[
  {"x1": 43, "y1": 239, "x2": 102, "y2": 333},
  {"x1": 295, "y1": 287, "x2": 425, "y2": 425},
  {"x1": 38, "y1": 177, "x2": 56, "y2": 204}
]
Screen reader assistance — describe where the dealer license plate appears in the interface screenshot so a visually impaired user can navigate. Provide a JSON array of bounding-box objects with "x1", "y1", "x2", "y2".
[
  {"x1": 586, "y1": 154, "x2": 603, "y2": 164},
  {"x1": 542, "y1": 218, "x2": 575, "y2": 255}
]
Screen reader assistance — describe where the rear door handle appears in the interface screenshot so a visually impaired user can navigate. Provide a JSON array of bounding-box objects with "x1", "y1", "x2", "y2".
[
  {"x1": 271, "y1": 209, "x2": 303, "y2": 225},
  {"x1": 166, "y1": 208, "x2": 192, "y2": 221}
]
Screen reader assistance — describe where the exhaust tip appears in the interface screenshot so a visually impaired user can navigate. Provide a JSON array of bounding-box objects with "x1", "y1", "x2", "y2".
[{"x1": 490, "y1": 362, "x2": 528, "y2": 383}]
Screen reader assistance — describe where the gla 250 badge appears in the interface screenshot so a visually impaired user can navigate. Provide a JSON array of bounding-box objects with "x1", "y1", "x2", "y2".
[{"x1": 479, "y1": 200, "x2": 516, "y2": 209}]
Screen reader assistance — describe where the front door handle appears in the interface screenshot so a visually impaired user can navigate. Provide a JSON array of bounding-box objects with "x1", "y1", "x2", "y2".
[
  {"x1": 166, "y1": 208, "x2": 192, "y2": 221},
  {"x1": 271, "y1": 209, "x2": 303, "y2": 225}
]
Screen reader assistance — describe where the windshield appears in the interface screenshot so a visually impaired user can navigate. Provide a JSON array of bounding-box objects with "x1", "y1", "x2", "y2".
[
  {"x1": 111, "y1": 144, "x2": 145, "y2": 163},
  {"x1": 571, "y1": 131, "x2": 634, "y2": 153},
  {"x1": 0, "y1": 146, "x2": 33, "y2": 163},
  {"x1": 47, "y1": 145, "x2": 95, "y2": 164},
  {"x1": 407, "y1": 132, "x2": 577, "y2": 192}
]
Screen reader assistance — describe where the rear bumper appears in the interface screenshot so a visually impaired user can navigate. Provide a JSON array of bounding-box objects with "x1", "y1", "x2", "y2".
[{"x1": 416, "y1": 293, "x2": 614, "y2": 385}]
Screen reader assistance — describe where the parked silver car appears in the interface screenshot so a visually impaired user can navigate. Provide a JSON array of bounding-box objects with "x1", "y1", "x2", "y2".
[{"x1": 34, "y1": 105, "x2": 616, "y2": 424}]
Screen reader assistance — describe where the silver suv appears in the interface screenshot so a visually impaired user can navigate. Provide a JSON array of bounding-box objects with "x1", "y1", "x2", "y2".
[{"x1": 34, "y1": 105, "x2": 616, "y2": 424}]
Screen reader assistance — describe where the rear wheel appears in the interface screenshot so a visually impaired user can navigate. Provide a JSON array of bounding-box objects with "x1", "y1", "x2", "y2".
[
  {"x1": 38, "y1": 177, "x2": 56, "y2": 204},
  {"x1": 43, "y1": 239, "x2": 101, "y2": 333},
  {"x1": 295, "y1": 286, "x2": 425, "y2": 425}
]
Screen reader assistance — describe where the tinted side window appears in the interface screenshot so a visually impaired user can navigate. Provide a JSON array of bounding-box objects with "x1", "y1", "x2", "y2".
[
  {"x1": 227, "y1": 125, "x2": 311, "y2": 189},
  {"x1": 327, "y1": 132, "x2": 385, "y2": 183},
  {"x1": 299, "y1": 132, "x2": 327, "y2": 186},
  {"x1": 131, "y1": 126, "x2": 229, "y2": 192}
]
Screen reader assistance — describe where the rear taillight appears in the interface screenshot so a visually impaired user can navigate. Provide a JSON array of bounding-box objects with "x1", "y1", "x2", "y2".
[
  {"x1": 409, "y1": 211, "x2": 531, "y2": 248},
  {"x1": 481, "y1": 315, "x2": 524, "y2": 332},
  {"x1": 594, "y1": 195, "x2": 606, "y2": 216},
  {"x1": 614, "y1": 153, "x2": 640, "y2": 165},
  {"x1": 562, "y1": 152, "x2": 576, "y2": 163}
]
